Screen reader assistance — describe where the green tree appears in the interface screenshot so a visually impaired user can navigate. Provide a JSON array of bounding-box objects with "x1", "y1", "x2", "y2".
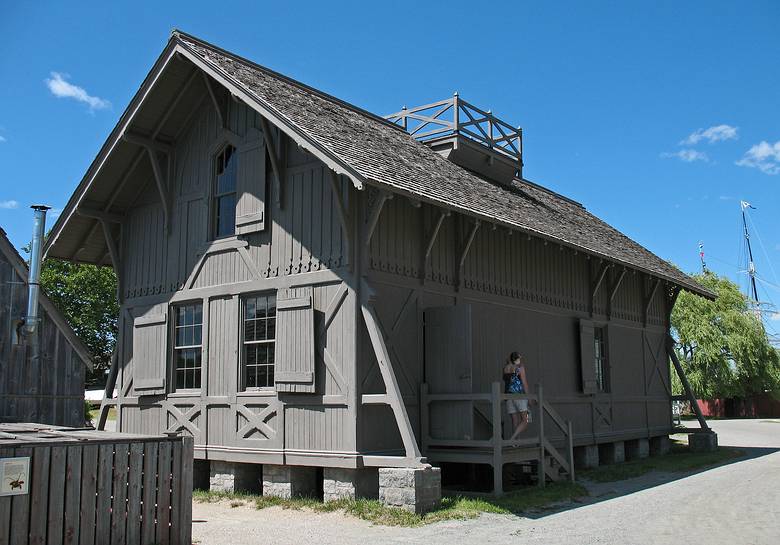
[
  {"x1": 671, "y1": 271, "x2": 780, "y2": 398},
  {"x1": 24, "y1": 234, "x2": 119, "y2": 386},
  {"x1": 40, "y1": 258, "x2": 118, "y2": 387}
]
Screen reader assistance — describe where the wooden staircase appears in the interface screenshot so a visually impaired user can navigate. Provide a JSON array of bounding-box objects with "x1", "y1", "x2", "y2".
[{"x1": 420, "y1": 382, "x2": 575, "y2": 495}]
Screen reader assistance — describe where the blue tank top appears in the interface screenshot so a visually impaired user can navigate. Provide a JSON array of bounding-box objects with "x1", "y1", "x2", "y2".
[{"x1": 504, "y1": 370, "x2": 525, "y2": 394}]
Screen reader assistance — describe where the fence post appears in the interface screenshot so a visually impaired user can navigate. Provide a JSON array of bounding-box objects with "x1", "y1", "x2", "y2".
[
  {"x1": 420, "y1": 383, "x2": 430, "y2": 455},
  {"x1": 537, "y1": 382, "x2": 545, "y2": 488},
  {"x1": 491, "y1": 381, "x2": 503, "y2": 495}
]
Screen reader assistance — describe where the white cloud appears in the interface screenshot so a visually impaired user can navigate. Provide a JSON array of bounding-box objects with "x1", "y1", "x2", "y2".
[
  {"x1": 771, "y1": 312, "x2": 780, "y2": 322},
  {"x1": 736, "y1": 140, "x2": 780, "y2": 175},
  {"x1": 661, "y1": 149, "x2": 709, "y2": 163},
  {"x1": 681, "y1": 124, "x2": 738, "y2": 145},
  {"x1": 45, "y1": 72, "x2": 110, "y2": 111},
  {"x1": 0, "y1": 135, "x2": 6, "y2": 143},
  {"x1": 0, "y1": 200, "x2": 19, "y2": 209}
]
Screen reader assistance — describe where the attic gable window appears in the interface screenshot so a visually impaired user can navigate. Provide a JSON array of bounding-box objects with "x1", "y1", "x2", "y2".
[{"x1": 213, "y1": 144, "x2": 237, "y2": 238}]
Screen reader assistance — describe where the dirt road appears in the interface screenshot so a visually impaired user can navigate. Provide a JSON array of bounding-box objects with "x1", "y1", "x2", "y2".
[{"x1": 192, "y1": 419, "x2": 780, "y2": 545}]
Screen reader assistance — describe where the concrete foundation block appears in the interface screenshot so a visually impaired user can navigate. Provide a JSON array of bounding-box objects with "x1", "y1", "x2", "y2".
[
  {"x1": 689, "y1": 432, "x2": 718, "y2": 453},
  {"x1": 323, "y1": 467, "x2": 379, "y2": 501},
  {"x1": 209, "y1": 461, "x2": 261, "y2": 494},
  {"x1": 574, "y1": 445, "x2": 599, "y2": 469},
  {"x1": 598, "y1": 441, "x2": 625, "y2": 465},
  {"x1": 625, "y1": 438, "x2": 650, "y2": 460},
  {"x1": 650, "y1": 435, "x2": 671, "y2": 456},
  {"x1": 379, "y1": 466, "x2": 441, "y2": 514},
  {"x1": 262, "y1": 464, "x2": 317, "y2": 499}
]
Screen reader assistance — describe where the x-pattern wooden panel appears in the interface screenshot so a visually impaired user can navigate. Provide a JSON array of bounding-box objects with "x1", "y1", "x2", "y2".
[
  {"x1": 644, "y1": 333, "x2": 671, "y2": 396},
  {"x1": 360, "y1": 288, "x2": 418, "y2": 397},
  {"x1": 163, "y1": 402, "x2": 201, "y2": 437},
  {"x1": 594, "y1": 402, "x2": 612, "y2": 428},
  {"x1": 317, "y1": 283, "x2": 349, "y2": 395},
  {"x1": 235, "y1": 404, "x2": 277, "y2": 440}
]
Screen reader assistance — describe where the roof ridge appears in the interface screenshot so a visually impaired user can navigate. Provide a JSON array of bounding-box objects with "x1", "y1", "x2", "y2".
[{"x1": 170, "y1": 29, "x2": 406, "y2": 133}]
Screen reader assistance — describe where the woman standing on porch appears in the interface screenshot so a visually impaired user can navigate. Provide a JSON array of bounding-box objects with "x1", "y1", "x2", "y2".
[{"x1": 503, "y1": 352, "x2": 531, "y2": 439}]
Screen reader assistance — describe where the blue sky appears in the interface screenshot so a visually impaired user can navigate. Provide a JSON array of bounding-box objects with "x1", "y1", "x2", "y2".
[{"x1": 1, "y1": 1, "x2": 778, "y2": 315}]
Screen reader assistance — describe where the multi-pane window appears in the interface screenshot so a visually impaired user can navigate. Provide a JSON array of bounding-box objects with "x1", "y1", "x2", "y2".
[
  {"x1": 242, "y1": 293, "x2": 276, "y2": 389},
  {"x1": 174, "y1": 303, "x2": 203, "y2": 390},
  {"x1": 213, "y1": 144, "x2": 237, "y2": 238},
  {"x1": 594, "y1": 326, "x2": 609, "y2": 393}
]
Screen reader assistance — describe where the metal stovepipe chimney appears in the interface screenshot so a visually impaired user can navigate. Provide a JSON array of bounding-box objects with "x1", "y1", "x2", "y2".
[{"x1": 22, "y1": 205, "x2": 50, "y2": 337}]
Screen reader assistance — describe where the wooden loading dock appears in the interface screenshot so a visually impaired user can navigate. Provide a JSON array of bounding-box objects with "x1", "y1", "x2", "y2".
[{"x1": 43, "y1": 31, "x2": 714, "y2": 506}]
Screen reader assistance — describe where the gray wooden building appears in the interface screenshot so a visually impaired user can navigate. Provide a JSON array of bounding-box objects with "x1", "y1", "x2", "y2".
[
  {"x1": 43, "y1": 31, "x2": 712, "y2": 504},
  {"x1": 1, "y1": 228, "x2": 92, "y2": 427}
]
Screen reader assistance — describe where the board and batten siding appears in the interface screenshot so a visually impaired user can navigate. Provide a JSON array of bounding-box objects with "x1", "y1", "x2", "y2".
[
  {"x1": 0, "y1": 246, "x2": 86, "y2": 427},
  {"x1": 120, "y1": 99, "x2": 351, "y2": 299},
  {"x1": 360, "y1": 194, "x2": 673, "y2": 453},
  {"x1": 116, "y1": 94, "x2": 358, "y2": 462}
]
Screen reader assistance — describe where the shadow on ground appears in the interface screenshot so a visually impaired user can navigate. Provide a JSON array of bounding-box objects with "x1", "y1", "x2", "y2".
[{"x1": 470, "y1": 443, "x2": 779, "y2": 521}]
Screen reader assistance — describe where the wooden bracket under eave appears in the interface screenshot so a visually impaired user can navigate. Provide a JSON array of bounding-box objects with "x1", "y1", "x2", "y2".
[
  {"x1": 421, "y1": 208, "x2": 450, "y2": 283},
  {"x1": 364, "y1": 190, "x2": 393, "y2": 247},
  {"x1": 589, "y1": 262, "x2": 611, "y2": 317},
  {"x1": 121, "y1": 132, "x2": 172, "y2": 232},
  {"x1": 98, "y1": 219, "x2": 123, "y2": 300},
  {"x1": 259, "y1": 115, "x2": 285, "y2": 209},
  {"x1": 202, "y1": 72, "x2": 229, "y2": 129},
  {"x1": 606, "y1": 268, "x2": 627, "y2": 319},
  {"x1": 457, "y1": 218, "x2": 481, "y2": 290},
  {"x1": 327, "y1": 170, "x2": 352, "y2": 272},
  {"x1": 643, "y1": 277, "x2": 661, "y2": 326}
]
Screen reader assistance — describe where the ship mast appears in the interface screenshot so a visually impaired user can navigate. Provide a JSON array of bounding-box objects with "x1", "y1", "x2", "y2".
[{"x1": 740, "y1": 200, "x2": 760, "y2": 305}]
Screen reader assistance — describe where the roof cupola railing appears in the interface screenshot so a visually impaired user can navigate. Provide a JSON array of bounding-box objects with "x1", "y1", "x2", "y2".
[{"x1": 385, "y1": 93, "x2": 523, "y2": 181}]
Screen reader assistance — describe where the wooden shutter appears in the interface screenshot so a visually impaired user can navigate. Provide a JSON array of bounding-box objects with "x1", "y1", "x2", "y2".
[
  {"x1": 133, "y1": 311, "x2": 168, "y2": 396},
  {"x1": 235, "y1": 128, "x2": 267, "y2": 235},
  {"x1": 579, "y1": 319, "x2": 598, "y2": 394},
  {"x1": 275, "y1": 286, "x2": 315, "y2": 393}
]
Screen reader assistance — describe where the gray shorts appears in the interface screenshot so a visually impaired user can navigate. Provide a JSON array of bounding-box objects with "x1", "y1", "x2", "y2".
[{"x1": 506, "y1": 399, "x2": 528, "y2": 414}]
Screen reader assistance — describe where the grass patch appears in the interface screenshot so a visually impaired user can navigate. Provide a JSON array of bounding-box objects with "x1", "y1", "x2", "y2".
[
  {"x1": 87, "y1": 407, "x2": 117, "y2": 423},
  {"x1": 193, "y1": 480, "x2": 588, "y2": 527},
  {"x1": 580, "y1": 444, "x2": 743, "y2": 483}
]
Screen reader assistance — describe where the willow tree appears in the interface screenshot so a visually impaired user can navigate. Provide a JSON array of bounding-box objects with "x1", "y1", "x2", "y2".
[{"x1": 671, "y1": 271, "x2": 780, "y2": 398}]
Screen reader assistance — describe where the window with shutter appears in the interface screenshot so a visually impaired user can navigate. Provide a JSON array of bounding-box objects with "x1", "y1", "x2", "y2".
[
  {"x1": 579, "y1": 319, "x2": 598, "y2": 394},
  {"x1": 274, "y1": 286, "x2": 315, "y2": 393},
  {"x1": 235, "y1": 128, "x2": 267, "y2": 235},
  {"x1": 133, "y1": 311, "x2": 168, "y2": 396}
]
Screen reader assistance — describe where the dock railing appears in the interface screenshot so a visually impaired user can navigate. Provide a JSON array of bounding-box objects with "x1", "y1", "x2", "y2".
[{"x1": 420, "y1": 381, "x2": 575, "y2": 493}]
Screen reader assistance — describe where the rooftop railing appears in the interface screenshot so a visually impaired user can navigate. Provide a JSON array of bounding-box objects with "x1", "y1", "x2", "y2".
[{"x1": 385, "y1": 94, "x2": 523, "y2": 168}]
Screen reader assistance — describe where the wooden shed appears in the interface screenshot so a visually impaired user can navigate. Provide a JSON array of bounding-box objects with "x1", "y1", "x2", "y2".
[
  {"x1": 0, "y1": 229, "x2": 92, "y2": 428},
  {"x1": 43, "y1": 31, "x2": 713, "y2": 502}
]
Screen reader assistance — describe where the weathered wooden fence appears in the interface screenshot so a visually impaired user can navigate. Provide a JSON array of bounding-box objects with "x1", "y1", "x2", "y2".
[{"x1": 0, "y1": 424, "x2": 193, "y2": 545}]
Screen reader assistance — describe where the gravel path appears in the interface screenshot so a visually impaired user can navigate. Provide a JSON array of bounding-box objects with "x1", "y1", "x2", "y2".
[{"x1": 192, "y1": 419, "x2": 780, "y2": 545}]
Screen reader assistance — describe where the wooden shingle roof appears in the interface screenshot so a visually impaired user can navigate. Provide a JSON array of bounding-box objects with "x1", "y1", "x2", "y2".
[{"x1": 175, "y1": 32, "x2": 711, "y2": 298}]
